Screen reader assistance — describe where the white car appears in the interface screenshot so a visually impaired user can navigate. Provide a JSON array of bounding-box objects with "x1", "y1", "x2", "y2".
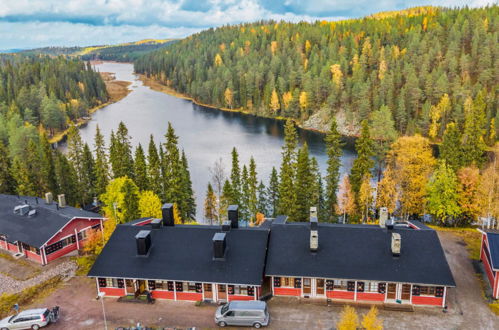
[{"x1": 0, "y1": 307, "x2": 58, "y2": 330}]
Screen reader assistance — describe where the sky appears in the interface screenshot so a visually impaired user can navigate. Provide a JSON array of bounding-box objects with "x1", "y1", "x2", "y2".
[{"x1": 0, "y1": 0, "x2": 493, "y2": 50}]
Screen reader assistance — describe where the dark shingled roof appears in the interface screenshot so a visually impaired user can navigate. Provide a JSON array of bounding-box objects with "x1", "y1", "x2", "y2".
[
  {"x1": 0, "y1": 194, "x2": 102, "y2": 248},
  {"x1": 486, "y1": 232, "x2": 499, "y2": 270},
  {"x1": 88, "y1": 224, "x2": 270, "y2": 285},
  {"x1": 266, "y1": 223, "x2": 455, "y2": 287}
]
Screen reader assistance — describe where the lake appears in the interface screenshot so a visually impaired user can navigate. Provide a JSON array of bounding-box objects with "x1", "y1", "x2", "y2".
[{"x1": 72, "y1": 62, "x2": 356, "y2": 219}]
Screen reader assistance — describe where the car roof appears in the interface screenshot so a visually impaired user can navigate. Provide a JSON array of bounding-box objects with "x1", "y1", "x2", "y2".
[
  {"x1": 228, "y1": 301, "x2": 266, "y2": 310},
  {"x1": 18, "y1": 308, "x2": 47, "y2": 316}
]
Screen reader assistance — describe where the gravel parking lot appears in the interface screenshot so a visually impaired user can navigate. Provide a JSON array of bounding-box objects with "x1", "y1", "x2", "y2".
[{"x1": 14, "y1": 231, "x2": 499, "y2": 329}]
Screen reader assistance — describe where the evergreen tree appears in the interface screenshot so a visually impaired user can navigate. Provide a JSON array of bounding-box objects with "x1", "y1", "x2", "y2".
[
  {"x1": 267, "y1": 167, "x2": 279, "y2": 217},
  {"x1": 240, "y1": 165, "x2": 250, "y2": 221},
  {"x1": 81, "y1": 143, "x2": 96, "y2": 205},
  {"x1": 147, "y1": 135, "x2": 162, "y2": 198},
  {"x1": 11, "y1": 156, "x2": 36, "y2": 196},
  {"x1": 110, "y1": 122, "x2": 134, "y2": 178},
  {"x1": 162, "y1": 123, "x2": 185, "y2": 219},
  {"x1": 325, "y1": 117, "x2": 343, "y2": 219},
  {"x1": 350, "y1": 120, "x2": 374, "y2": 197},
  {"x1": 180, "y1": 150, "x2": 196, "y2": 219},
  {"x1": 230, "y1": 147, "x2": 241, "y2": 205},
  {"x1": 295, "y1": 143, "x2": 312, "y2": 221},
  {"x1": 120, "y1": 178, "x2": 140, "y2": 223},
  {"x1": 248, "y1": 157, "x2": 258, "y2": 222},
  {"x1": 134, "y1": 144, "x2": 148, "y2": 191},
  {"x1": 53, "y1": 151, "x2": 79, "y2": 206},
  {"x1": 39, "y1": 133, "x2": 57, "y2": 194},
  {"x1": 93, "y1": 125, "x2": 110, "y2": 197},
  {"x1": 277, "y1": 120, "x2": 298, "y2": 220},
  {"x1": 257, "y1": 181, "x2": 268, "y2": 216},
  {"x1": 220, "y1": 179, "x2": 233, "y2": 222},
  {"x1": 204, "y1": 183, "x2": 217, "y2": 225},
  {"x1": 66, "y1": 125, "x2": 87, "y2": 205},
  {"x1": 461, "y1": 93, "x2": 487, "y2": 166},
  {"x1": 440, "y1": 122, "x2": 463, "y2": 171},
  {"x1": 0, "y1": 142, "x2": 14, "y2": 194},
  {"x1": 370, "y1": 105, "x2": 398, "y2": 181}
]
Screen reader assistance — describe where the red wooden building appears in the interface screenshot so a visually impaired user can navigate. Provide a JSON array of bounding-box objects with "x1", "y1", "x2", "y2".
[
  {"x1": 89, "y1": 205, "x2": 270, "y2": 303},
  {"x1": 479, "y1": 229, "x2": 499, "y2": 299},
  {"x1": 0, "y1": 194, "x2": 105, "y2": 265},
  {"x1": 265, "y1": 216, "x2": 455, "y2": 308}
]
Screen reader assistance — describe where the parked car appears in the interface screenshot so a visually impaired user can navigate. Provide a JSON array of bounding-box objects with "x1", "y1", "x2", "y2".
[
  {"x1": 215, "y1": 301, "x2": 269, "y2": 328},
  {"x1": 0, "y1": 306, "x2": 59, "y2": 330}
]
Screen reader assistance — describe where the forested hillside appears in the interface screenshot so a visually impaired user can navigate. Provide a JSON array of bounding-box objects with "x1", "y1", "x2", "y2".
[
  {"x1": 135, "y1": 6, "x2": 498, "y2": 140},
  {"x1": 0, "y1": 56, "x2": 108, "y2": 152}
]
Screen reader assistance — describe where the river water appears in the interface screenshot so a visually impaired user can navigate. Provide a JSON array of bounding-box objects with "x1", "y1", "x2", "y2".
[{"x1": 74, "y1": 62, "x2": 356, "y2": 219}]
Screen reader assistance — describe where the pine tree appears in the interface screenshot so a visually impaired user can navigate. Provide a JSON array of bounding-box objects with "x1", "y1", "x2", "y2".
[
  {"x1": 11, "y1": 157, "x2": 36, "y2": 196},
  {"x1": 350, "y1": 120, "x2": 374, "y2": 197},
  {"x1": 461, "y1": 93, "x2": 486, "y2": 166},
  {"x1": 53, "y1": 151, "x2": 79, "y2": 206},
  {"x1": 325, "y1": 117, "x2": 343, "y2": 219},
  {"x1": 39, "y1": 132, "x2": 57, "y2": 194},
  {"x1": 66, "y1": 125, "x2": 87, "y2": 205},
  {"x1": 162, "y1": 123, "x2": 184, "y2": 217},
  {"x1": 204, "y1": 183, "x2": 217, "y2": 225},
  {"x1": 267, "y1": 167, "x2": 279, "y2": 217},
  {"x1": 81, "y1": 143, "x2": 96, "y2": 205},
  {"x1": 110, "y1": 122, "x2": 134, "y2": 178},
  {"x1": 147, "y1": 135, "x2": 162, "y2": 198},
  {"x1": 0, "y1": 142, "x2": 14, "y2": 194},
  {"x1": 247, "y1": 157, "x2": 258, "y2": 222},
  {"x1": 230, "y1": 147, "x2": 241, "y2": 205},
  {"x1": 295, "y1": 143, "x2": 312, "y2": 221},
  {"x1": 93, "y1": 125, "x2": 110, "y2": 197},
  {"x1": 220, "y1": 179, "x2": 233, "y2": 222},
  {"x1": 180, "y1": 150, "x2": 196, "y2": 219},
  {"x1": 240, "y1": 165, "x2": 250, "y2": 221},
  {"x1": 369, "y1": 105, "x2": 397, "y2": 181},
  {"x1": 257, "y1": 181, "x2": 268, "y2": 216},
  {"x1": 134, "y1": 144, "x2": 148, "y2": 191},
  {"x1": 278, "y1": 120, "x2": 298, "y2": 220},
  {"x1": 440, "y1": 122, "x2": 463, "y2": 171}
]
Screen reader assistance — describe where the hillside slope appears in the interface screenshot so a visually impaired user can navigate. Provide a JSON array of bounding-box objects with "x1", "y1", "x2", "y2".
[{"x1": 135, "y1": 6, "x2": 498, "y2": 138}]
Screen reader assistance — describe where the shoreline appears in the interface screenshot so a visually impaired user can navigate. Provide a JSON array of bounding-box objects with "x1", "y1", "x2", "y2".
[
  {"x1": 138, "y1": 74, "x2": 332, "y2": 135},
  {"x1": 49, "y1": 71, "x2": 132, "y2": 144}
]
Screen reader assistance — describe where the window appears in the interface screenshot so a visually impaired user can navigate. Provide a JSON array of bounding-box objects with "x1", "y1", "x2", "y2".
[
  {"x1": 155, "y1": 281, "x2": 168, "y2": 290},
  {"x1": 333, "y1": 280, "x2": 348, "y2": 290},
  {"x1": 347, "y1": 281, "x2": 356, "y2": 292},
  {"x1": 365, "y1": 282, "x2": 379, "y2": 293},
  {"x1": 183, "y1": 282, "x2": 198, "y2": 293},
  {"x1": 233, "y1": 285, "x2": 248, "y2": 295},
  {"x1": 106, "y1": 278, "x2": 118, "y2": 287},
  {"x1": 45, "y1": 235, "x2": 76, "y2": 255},
  {"x1": 77, "y1": 230, "x2": 88, "y2": 241},
  {"x1": 281, "y1": 277, "x2": 295, "y2": 288},
  {"x1": 419, "y1": 286, "x2": 436, "y2": 296},
  {"x1": 98, "y1": 278, "x2": 107, "y2": 287},
  {"x1": 356, "y1": 282, "x2": 365, "y2": 292}
]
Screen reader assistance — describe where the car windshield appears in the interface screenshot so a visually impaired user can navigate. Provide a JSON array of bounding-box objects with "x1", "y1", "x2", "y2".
[
  {"x1": 221, "y1": 304, "x2": 230, "y2": 314},
  {"x1": 8, "y1": 315, "x2": 16, "y2": 323},
  {"x1": 43, "y1": 309, "x2": 50, "y2": 318}
]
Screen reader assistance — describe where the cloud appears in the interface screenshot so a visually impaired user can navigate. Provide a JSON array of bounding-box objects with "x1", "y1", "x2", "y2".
[{"x1": 0, "y1": 0, "x2": 494, "y2": 49}]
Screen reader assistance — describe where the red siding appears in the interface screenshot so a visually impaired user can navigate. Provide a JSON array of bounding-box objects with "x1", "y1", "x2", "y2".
[
  {"x1": 176, "y1": 292, "x2": 202, "y2": 301},
  {"x1": 356, "y1": 292, "x2": 385, "y2": 302},
  {"x1": 494, "y1": 272, "x2": 499, "y2": 299},
  {"x1": 46, "y1": 243, "x2": 77, "y2": 262},
  {"x1": 47, "y1": 218, "x2": 101, "y2": 245},
  {"x1": 151, "y1": 290, "x2": 174, "y2": 300},
  {"x1": 229, "y1": 295, "x2": 255, "y2": 301},
  {"x1": 482, "y1": 244, "x2": 495, "y2": 287},
  {"x1": 7, "y1": 242, "x2": 18, "y2": 252},
  {"x1": 99, "y1": 287, "x2": 126, "y2": 297},
  {"x1": 25, "y1": 250, "x2": 42, "y2": 263},
  {"x1": 328, "y1": 291, "x2": 355, "y2": 300},
  {"x1": 133, "y1": 219, "x2": 153, "y2": 226},
  {"x1": 412, "y1": 296, "x2": 443, "y2": 306},
  {"x1": 274, "y1": 287, "x2": 301, "y2": 296}
]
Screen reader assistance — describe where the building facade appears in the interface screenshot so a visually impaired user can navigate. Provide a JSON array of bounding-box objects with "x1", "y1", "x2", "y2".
[
  {"x1": 479, "y1": 229, "x2": 499, "y2": 299},
  {"x1": 0, "y1": 194, "x2": 105, "y2": 265}
]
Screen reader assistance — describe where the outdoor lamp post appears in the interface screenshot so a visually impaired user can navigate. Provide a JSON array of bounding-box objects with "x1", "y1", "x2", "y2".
[{"x1": 98, "y1": 291, "x2": 108, "y2": 330}]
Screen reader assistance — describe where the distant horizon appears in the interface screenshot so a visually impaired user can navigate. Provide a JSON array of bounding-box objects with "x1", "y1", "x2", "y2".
[{"x1": 0, "y1": 0, "x2": 492, "y2": 50}]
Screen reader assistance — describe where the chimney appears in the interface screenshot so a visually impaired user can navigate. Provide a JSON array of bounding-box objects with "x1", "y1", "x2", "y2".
[
  {"x1": 228, "y1": 205, "x2": 239, "y2": 229},
  {"x1": 310, "y1": 206, "x2": 317, "y2": 219},
  {"x1": 135, "y1": 230, "x2": 152, "y2": 256},
  {"x1": 57, "y1": 194, "x2": 66, "y2": 208},
  {"x1": 162, "y1": 203, "x2": 174, "y2": 226},
  {"x1": 310, "y1": 217, "x2": 318, "y2": 252},
  {"x1": 213, "y1": 232, "x2": 226, "y2": 259},
  {"x1": 221, "y1": 221, "x2": 231, "y2": 232},
  {"x1": 150, "y1": 218, "x2": 162, "y2": 229},
  {"x1": 379, "y1": 207, "x2": 388, "y2": 228},
  {"x1": 391, "y1": 232, "x2": 401, "y2": 257}
]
